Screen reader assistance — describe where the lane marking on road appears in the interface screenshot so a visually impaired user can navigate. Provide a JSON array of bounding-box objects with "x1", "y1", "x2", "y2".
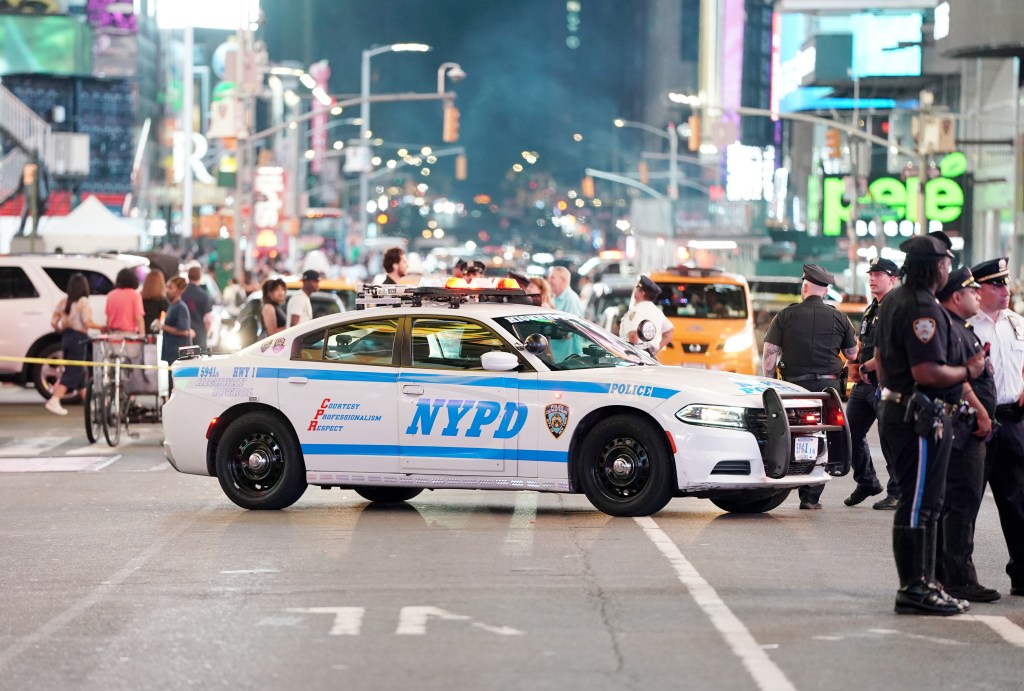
[
  {"x1": 88, "y1": 455, "x2": 122, "y2": 471},
  {"x1": 953, "y1": 614, "x2": 1024, "y2": 647},
  {"x1": 869, "y1": 628, "x2": 965, "y2": 646},
  {"x1": 395, "y1": 606, "x2": 523, "y2": 636},
  {"x1": 0, "y1": 455, "x2": 115, "y2": 472},
  {"x1": 635, "y1": 516, "x2": 797, "y2": 691},
  {"x1": 286, "y1": 607, "x2": 365, "y2": 636},
  {"x1": 0, "y1": 498, "x2": 221, "y2": 673},
  {"x1": 503, "y1": 491, "x2": 537, "y2": 557},
  {"x1": 0, "y1": 436, "x2": 68, "y2": 455}
]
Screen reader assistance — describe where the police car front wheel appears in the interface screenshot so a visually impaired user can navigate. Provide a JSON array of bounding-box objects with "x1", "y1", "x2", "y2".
[
  {"x1": 216, "y1": 412, "x2": 308, "y2": 510},
  {"x1": 578, "y1": 415, "x2": 675, "y2": 517}
]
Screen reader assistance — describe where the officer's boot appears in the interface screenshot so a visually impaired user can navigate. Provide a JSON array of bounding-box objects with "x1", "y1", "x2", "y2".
[
  {"x1": 925, "y1": 523, "x2": 969, "y2": 612},
  {"x1": 893, "y1": 526, "x2": 962, "y2": 616}
]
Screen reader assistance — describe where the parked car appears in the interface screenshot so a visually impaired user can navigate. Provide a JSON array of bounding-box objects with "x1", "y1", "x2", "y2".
[
  {"x1": 0, "y1": 253, "x2": 149, "y2": 401},
  {"x1": 163, "y1": 281, "x2": 851, "y2": 517},
  {"x1": 584, "y1": 275, "x2": 636, "y2": 334}
]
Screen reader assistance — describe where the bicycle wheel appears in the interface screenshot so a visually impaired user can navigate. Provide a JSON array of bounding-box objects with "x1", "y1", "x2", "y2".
[
  {"x1": 102, "y1": 379, "x2": 121, "y2": 447},
  {"x1": 120, "y1": 379, "x2": 132, "y2": 441},
  {"x1": 84, "y1": 379, "x2": 103, "y2": 444}
]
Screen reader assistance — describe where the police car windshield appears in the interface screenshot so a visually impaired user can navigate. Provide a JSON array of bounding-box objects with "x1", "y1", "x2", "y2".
[{"x1": 495, "y1": 314, "x2": 653, "y2": 370}]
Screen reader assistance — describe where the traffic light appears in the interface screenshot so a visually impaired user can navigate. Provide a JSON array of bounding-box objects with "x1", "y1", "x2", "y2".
[
  {"x1": 581, "y1": 175, "x2": 595, "y2": 198},
  {"x1": 442, "y1": 104, "x2": 460, "y2": 143},
  {"x1": 454, "y1": 154, "x2": 467, "y2": 181},
  {"x1": 638, "y1": 161, "x2": 649, "y2": 185},
  {"x1": 687, "y1": 115, "x2": 701, "y2": 151},
  {"x1": 825, "y1": 128, "x2": 842, "y2": 158}
]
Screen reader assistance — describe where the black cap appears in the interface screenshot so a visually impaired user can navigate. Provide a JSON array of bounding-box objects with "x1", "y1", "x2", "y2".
[
  {"x1": 866, "y1": 257, "x2": 900, "y2": 276},
  {"x1": 802, "y1": 264, "x2": 834, "y2": 287},
  {"x1": 971, "y1": 257, "x2": 1009, "y2": 285},
  {"x1": 937, "y1": 267, "x2": 981, "y2": 302},
  {"x1": 636, "y1": 275, "x2": 660, "y2": 297},
  {"x1": 900, "y1": 235, "x2": 953, "y2": 261},
  {"x1": 928, "y1": 230, "x2": 953, "y2": 250},
  {"x1": 465, "y1": 260, "x2": 486, "y2": 275},
  {"x1": 301, "y1": 269, "x2": 321, "y2": 281}
]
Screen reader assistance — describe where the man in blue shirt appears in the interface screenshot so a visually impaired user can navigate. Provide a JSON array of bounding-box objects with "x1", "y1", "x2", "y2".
[{"x1": 548, "y1": 266, "x2": 584, "y2": 362}]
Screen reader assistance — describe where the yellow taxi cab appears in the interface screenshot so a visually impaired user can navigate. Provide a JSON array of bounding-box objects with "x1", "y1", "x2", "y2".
[
  {"x1": 284, "y1": 277, "x2": 360, "y2": 311},
  {"x1": 648, "y1": 266, "x2": 759, "y2": 374}
]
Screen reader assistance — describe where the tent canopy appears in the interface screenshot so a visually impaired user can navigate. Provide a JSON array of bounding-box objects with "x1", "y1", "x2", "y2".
[{"x1": 40, "y1": 196, "x2": 141, "y2": 253}]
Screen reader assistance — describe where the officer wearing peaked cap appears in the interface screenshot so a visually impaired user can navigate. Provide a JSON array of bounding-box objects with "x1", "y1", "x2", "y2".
[
  {"x1": 844, "y1": 257, "x2": 902, "y2": 509},
  {"x1": 619, "y1": 275, "x2": 673, "y2": 356},
  {"x1": 967, "y1": 257, "x2": 1024, "y2": 599},
  {"x1": 763, "y1": 263, "x2": 858, "y2": 509},
  {"x1": 875, "y1": 234, "x2": 984, "y2": 614},
  {"x1": 934, "y1": 266, "x2": 1000, "y2": 603}
]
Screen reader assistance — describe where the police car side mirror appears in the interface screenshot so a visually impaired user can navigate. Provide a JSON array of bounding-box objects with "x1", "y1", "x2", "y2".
[
  {"x1": 480, "y1": 351, "x2": 519, "y2": 371},
  {"x1": 637, "y1": 319, "x2": 657, "y2": 343},
  {"x1": 523, "y1": 333, "x2": 549, "y2": 355}
]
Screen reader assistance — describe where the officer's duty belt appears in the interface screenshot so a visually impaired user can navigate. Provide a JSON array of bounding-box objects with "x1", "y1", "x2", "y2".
[
  {"x1": 882, "y1": 388, "x2": 957, "y2": 416},
  {"x1": 785, "y1": 373, "x2": 840, "y2": 383},
  {"x1": 995, "y1": 403, "x2": 1024, "y2": 421},
  {"x1": 880, "y1": 388, "x2": 907, "y2": 405}
]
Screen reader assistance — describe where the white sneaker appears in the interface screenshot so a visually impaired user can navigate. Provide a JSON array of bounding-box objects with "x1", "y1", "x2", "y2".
[{"x1": 44, "y1": 398, "x2": 68, "y2": 416}]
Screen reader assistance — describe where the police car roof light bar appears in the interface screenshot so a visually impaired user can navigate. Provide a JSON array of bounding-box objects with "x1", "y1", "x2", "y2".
[{"x1": 355, "y1": 282, "x2": 534, "y2": 310}]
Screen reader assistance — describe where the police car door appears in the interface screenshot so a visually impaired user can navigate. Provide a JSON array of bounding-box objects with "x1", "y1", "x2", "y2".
[
  {"x1": 279, "y1": 317, "x2": 401, "y2": 474},
  {"x1": 399, "y1": 316, "x2": 523, "y2": 475}
]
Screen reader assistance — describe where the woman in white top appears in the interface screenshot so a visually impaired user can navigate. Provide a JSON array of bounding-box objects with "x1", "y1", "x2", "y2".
[{"x1": 47, "y1": 273, "x2": 102, "y2": 415}]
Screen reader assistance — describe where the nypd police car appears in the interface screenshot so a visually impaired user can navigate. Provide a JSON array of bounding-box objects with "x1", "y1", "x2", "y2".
[{"x1": 162, "y1": 280, "x2": 851, "y2": 517}]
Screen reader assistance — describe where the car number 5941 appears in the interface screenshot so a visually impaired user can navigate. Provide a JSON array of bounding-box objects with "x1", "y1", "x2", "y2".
[{"x1": 795, "y1": 436, "x2": 818, "y2": 461}]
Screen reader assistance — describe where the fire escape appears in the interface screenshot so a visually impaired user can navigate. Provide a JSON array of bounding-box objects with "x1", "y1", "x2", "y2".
[{"x1": 0, "y1": 82, "x2": 90, "y2": 208}]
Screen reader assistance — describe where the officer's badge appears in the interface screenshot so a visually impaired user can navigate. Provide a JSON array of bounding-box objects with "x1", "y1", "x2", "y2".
[
  {"x1": 545, "y1": 403, "x2": 569, "y2": 439},
  {"x1": 913, "y1": 318, "x2": 936, "y2": 343},
  {"x1": 999, "y1": 258, "x2": 1007, "y2": 272}
]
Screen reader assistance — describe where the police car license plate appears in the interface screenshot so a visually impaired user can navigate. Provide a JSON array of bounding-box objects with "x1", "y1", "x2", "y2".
[{"x1": 795, "y1": 437, "x2": 817, "y2": 461}]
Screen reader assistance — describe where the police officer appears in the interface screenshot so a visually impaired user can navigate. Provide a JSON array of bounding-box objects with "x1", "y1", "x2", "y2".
[
  {"x1": 619, "y1": 275, "x2": 673, "y2": 356},
  {"x1": 935, "y1": 266, "x2": 999, "y2": 602},
  {"x1": 876, "y1": 235, "x2": 985, "y2": 615},
  {"x1": 844, "y1": 257, "x2": 900, "y2": 508},
  {"x1": 967, "y1": 257, "x2": 1024, "y2": 598},
  {"x1": 763, "y1": 264, "x2": 858, "y2": 509}
]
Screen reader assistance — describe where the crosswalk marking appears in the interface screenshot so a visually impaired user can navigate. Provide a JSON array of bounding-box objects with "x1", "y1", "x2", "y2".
[
  {"x1": 0, "y1": 436, "x2": 67, "y2": 455},
  {"x1": 0, "y1": 456, "x2": 115, "y2": 472}
]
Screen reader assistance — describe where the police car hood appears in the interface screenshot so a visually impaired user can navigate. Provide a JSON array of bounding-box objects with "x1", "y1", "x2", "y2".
[{"x1": 590, "y1": 365, "x2": 818, "y2": 408}]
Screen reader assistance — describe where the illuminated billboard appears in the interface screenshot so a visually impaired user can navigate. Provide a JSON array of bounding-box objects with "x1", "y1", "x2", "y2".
[
  {"x1": 0, "y1": 14, "x2": 92, "y2": 76},
  {"x1": 156, "y1": 0, "x2": 259, "y2": 30}
]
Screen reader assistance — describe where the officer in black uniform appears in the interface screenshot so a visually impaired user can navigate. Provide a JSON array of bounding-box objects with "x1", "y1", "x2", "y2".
[
  {"x1": 876, "y1": 235, "x2": 985, "y2": 615},
  {"x1": 968, "y1": 257, "x2": 1024, "y2": 598},
  {"x1": 844, "y1": 257, "x2": 901, "y2": 508},
  {"x1": 935, "y1": 266, "x2": 999, "y2": 603},
  {"x1": 763, "y1": 263, "x2": 858, "y2": 509}
]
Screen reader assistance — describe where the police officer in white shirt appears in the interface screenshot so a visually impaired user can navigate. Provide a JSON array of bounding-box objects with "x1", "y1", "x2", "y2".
[
  {"x1": 287, "y1": 269, "x2": 321, "y2": 327},
  {"x1": 619, "y1": 275, "x2": 673, "y2": 356},
  {"x1": 967, "y1": 257, "x2": 1024, "y2": 597}
]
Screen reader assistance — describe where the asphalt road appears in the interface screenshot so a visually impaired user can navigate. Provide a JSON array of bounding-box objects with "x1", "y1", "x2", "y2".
[{"x1": 1, "y1": 382, "x2": 1022, "y2": 691}]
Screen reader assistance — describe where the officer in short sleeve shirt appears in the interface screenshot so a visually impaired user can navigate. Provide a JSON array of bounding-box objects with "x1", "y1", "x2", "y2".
[
  {"x1": 967, "y1": 257, "x2": 1024, "y2": 597},
  {"x1": 619, "y1": 275, "x2": 673, "y2": 357},
  {"x1": 762, "y1": 263, "x2": 857, "y2": 509},
  {"x1": 876, "y1": 235, "x2": 983, "y2": 615}
]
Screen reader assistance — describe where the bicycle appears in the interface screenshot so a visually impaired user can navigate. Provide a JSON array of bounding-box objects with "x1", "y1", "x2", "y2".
[{"x1": 86, "y1": 334, "x2": 149, "y2": 447}]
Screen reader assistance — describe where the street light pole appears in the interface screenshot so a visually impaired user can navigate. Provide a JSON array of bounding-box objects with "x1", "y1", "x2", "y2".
[{"x1": 358, "y1": 43, "x2": 431, "y2": 240}]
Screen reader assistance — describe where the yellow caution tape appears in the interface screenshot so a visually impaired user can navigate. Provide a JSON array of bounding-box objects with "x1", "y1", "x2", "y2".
[{"x1": 0, "y1": 355, "x2": 167, "y2": 371}]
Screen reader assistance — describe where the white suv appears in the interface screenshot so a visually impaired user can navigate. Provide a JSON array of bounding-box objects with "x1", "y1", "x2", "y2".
[{"x1": 0, "y1": 253, "x2": 149, "y2": 400}]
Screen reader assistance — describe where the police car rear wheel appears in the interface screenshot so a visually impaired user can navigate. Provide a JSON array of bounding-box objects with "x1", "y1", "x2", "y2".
[
  {"x1": 216, "y1": 412, "x2": 307, "y2": 510},
  {"x1": 579, "y1": 415, "x2": 674, "y2": 516},
  {"x1": 710, "y1": 489, "x2": 790, "y2": 514},
  {"x1": 354, "y1": 487, "x2": 424, "y2": 503}
]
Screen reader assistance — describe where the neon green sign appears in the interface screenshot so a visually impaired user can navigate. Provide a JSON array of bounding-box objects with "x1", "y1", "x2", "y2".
[{"x1": 822, "y1": 152, "x2": 968, "y2": 236}]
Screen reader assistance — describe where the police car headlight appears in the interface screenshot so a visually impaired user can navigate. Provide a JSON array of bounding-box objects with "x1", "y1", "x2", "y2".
[
  {"x1": 675, "y1": 404, "x2": 748, "y2": 429},
  {"x1": 723, "y1": 328, "x2": 754, "y2": 353}
]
